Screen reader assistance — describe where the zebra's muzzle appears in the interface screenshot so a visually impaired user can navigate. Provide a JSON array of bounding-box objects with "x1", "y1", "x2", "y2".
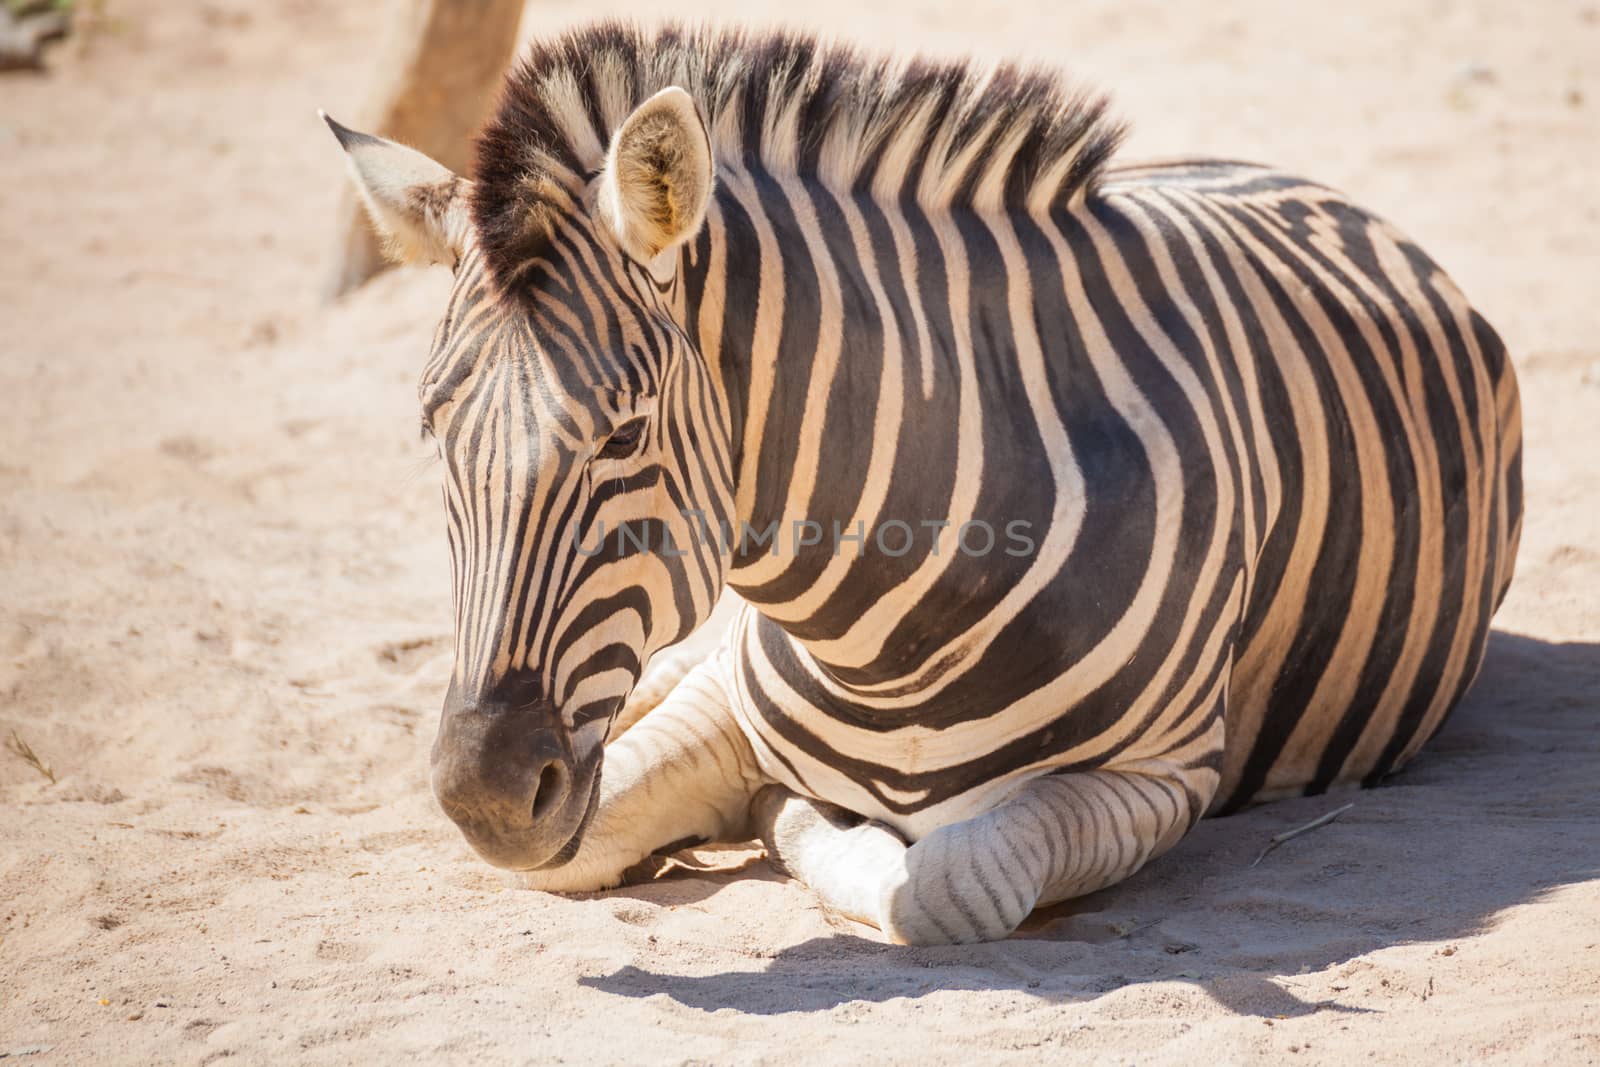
[{"x1": 429, "y1": 687, "x2": 599, "y2": 870}]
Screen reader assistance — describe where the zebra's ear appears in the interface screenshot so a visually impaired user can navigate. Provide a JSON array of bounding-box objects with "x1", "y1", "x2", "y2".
[
  {"x1": 321, "y1": 111, "x2": 470, "y2": 267},
  {"x1": 599, "y1": 87, "x2": 714, "y2": 269}
]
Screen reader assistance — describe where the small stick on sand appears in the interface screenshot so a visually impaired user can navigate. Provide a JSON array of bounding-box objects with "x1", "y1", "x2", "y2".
[{"x1": 1250, "y1": 802, "x2": 1354, "y2": 868}]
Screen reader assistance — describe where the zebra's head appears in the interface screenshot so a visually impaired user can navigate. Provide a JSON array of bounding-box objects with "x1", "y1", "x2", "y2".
[{"x1": 325, "y1": 90, "x2": 729, "y2": 870}]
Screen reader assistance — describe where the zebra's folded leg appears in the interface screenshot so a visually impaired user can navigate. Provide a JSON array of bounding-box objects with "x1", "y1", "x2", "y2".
[
  {"x1": 517, "y1": 658, "x2": 768, "y2": 893},
  {"x1": 880, "y1": 768, "x2": 1203, "y2": 944},
  {"x1": 758, "y1": 767, "x2": 1204, "y2": 945},
  {"x1": 610, "y1": 634, "x2": 719, "y2": 741},
  {"x1": 611, "y1": 594, "x2": 742, "y2": 740},
  {"x1": 753, "y1": 786, "x2": 910, "y2": 927}
]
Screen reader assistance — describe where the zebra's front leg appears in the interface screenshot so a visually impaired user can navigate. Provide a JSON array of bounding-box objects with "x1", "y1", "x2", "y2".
[
  {"x1": 609, "y1": 593, "x2": 739, "y2": 740},
  {"x1": 757, "y1": 763, "x2": 1210, "y2": 945},
  {"x1": 518, "y1": 655, "x2": 768, "y2": 893}
]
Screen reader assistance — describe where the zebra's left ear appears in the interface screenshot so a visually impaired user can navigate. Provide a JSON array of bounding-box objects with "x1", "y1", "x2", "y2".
[
  {"x1": 321, "y1": 110, "x2": 471, "y2": 267},
  {"x1": 599, "y1": 87, "x2": 714, "y2": 271}
]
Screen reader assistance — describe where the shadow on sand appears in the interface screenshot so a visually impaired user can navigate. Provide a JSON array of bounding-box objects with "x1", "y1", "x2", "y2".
[{"x1": 579, "y1": 631, "x2": 1600, "y2": 1016}]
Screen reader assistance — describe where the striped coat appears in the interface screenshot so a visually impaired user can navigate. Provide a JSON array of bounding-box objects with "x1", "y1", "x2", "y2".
[{"x1": 328, "y1": 23, "x2": 1521, "y2": 943}]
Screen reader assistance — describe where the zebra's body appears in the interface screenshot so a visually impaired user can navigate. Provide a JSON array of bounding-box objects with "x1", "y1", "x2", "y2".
[
  {"x1": 716, "y1": 156, "x2": 1520, "y2": 843},
  {"x1": 327, "y1": 24, "x2": 1521, "y2": 943}
]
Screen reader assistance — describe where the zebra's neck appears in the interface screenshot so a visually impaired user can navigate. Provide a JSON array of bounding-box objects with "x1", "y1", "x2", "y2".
[{"x1": 684, "y1": 163, "x2": 1073, "y2": 697}]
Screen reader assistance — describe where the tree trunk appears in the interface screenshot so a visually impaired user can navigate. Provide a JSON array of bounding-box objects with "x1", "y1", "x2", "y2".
[
  {"x1": 0, "y1": 4, "x2": 70, "y2": 72},
  {"x1": 323, "y1": 0, "x2": 525, "y2": 299}
]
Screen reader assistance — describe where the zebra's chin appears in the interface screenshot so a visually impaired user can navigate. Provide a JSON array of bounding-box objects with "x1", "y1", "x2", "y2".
[{"x1": 530, "y1": 762, "x2": 604, "y2": 871}]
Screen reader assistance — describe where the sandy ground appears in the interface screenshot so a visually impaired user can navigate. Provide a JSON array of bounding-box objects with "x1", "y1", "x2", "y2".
[{"x1": 2, "y1": 0, "x2": 1598, "y2": 1062}]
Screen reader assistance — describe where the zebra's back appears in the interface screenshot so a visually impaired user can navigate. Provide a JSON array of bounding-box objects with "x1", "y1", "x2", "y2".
[{"x1": 1098, "y1": 161, "x2": 1523, "y2": 811}]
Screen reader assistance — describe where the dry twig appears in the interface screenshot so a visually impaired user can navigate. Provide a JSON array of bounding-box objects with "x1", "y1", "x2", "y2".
[{"x1": 1250, "y1": 802, "x2": 1354, "y2": 867}]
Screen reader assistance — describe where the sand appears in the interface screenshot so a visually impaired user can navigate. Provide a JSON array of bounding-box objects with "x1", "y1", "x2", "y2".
[{"x1": 2, "y1": 0, "x2": 1598, "y2": 1062}]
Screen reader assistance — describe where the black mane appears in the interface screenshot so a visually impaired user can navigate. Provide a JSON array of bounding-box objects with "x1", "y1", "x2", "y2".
[{"x1": 473, "y1": 22, "x2": 1124, "y2": 292}]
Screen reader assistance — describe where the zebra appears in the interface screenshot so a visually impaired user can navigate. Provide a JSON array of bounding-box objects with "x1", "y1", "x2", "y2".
[{"x1": 324, "y1": 23, "x2": 1522, "y2": 945}]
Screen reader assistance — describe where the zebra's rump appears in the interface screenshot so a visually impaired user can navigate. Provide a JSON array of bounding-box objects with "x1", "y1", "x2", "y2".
[{"x1": 1128, "y1": 164, "x2": 1525, "y2": 811}]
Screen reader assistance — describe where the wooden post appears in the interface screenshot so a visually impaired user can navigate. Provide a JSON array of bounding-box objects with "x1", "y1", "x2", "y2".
[{"x1": 323, "y1": 0, "x2": 525, "y2": 299}]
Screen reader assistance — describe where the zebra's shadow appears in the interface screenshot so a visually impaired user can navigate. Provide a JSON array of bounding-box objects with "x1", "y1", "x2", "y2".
[{"x1": 579, "y1": 631, "x2": 1600, "y2": 1017}]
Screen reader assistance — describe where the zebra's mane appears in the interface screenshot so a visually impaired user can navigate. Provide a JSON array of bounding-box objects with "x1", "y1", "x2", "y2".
[{"x1": 472, "y1": 22, "x2": 1124, "y2": 290}]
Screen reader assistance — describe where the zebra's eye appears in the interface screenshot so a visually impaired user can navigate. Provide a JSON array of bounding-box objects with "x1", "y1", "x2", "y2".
[{"x1": 597, "y1": 418, "x2": 647, "y2": 460}]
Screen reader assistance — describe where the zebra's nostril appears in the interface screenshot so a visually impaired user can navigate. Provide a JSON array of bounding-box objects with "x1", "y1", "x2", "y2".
[{"x1": 529, "y1": 760, "x2": 567, "y2": 823}]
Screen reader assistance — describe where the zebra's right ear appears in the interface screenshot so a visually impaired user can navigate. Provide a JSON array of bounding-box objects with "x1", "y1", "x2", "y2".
[
  {"x1": 321, "y1": 111, "x2": 470, "y2": 267},
  {"x1": 599, "y1": 87, "x2": 714, "y2": 272}
]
